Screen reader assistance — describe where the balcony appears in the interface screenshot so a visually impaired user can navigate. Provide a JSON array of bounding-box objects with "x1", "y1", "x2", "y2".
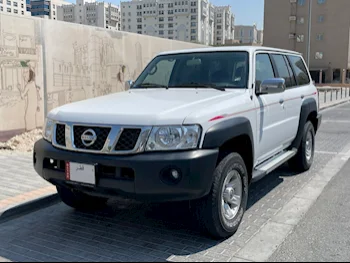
[{"x1": 201, "y1": 1, "x2": 208, "y2": 17}]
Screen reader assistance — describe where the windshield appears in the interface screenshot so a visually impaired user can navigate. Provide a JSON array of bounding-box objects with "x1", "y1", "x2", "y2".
[{"x1": 132, "y1": 51, "x2": 249, "y2": 90}]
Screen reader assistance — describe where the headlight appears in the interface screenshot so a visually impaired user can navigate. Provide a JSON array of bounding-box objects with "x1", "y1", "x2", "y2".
[
  {"x1": 43, "y1": 118, "x2": 54, "y2": 142},
  {"x1": 146, "y1": 125, "x2": 201, "y2": 151}
]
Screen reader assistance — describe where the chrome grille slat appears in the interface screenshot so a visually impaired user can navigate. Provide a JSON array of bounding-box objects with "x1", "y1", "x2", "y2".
[{"x1": 52, "y1": 121, "x2": 152, "y2": 155}]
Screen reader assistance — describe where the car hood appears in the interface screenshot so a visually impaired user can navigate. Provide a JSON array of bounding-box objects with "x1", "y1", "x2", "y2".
[{"x1": 49, "y1": 88, "x2": 246, "y2": 126}]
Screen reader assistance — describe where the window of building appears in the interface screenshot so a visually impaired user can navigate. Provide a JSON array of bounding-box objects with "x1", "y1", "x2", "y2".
[
  {"x1": 7, "y1": 0, "x2": 11, "y2": 5},
  {"x1": 13, "y1": 2, "x2": 17, "y2": 6},
  {"x1": 318, "y1": 0, "x2": 326, "y2": 4},
  {"x1": 315, "y1": 52, "x2": 323, "y2": 59},
  {"x1": 287, "y1": 55, "x2": 310, "y2": 86},
  {"x1": 137, "y1": 25, "x2": 142, "y2": 29},
  {"x1": 191, "y1": 36, "x2": 196, "y2": 40},
  {"x1": 240, "y1": 29, "x2": 244, "y2": 37},
  {"x1": 159, "y1": 10, "x2": 164, "y2": 15},
  {"x1": 159, "y1": 17, "x2": 164, "y2": 22},
  {"x1": 168, "y1": 17, "x2": 173, "y2": 21},
  {"x1": 7, "y1": 7, "x2": 11, "y2": 12},
  {"x1": 297, "y1": 17, "x2": 304, "y2": 24},
  {"x1": 191, "y1": 22, "x2": 196, "y2": 27},
  {"x1": 255, "y1": 54, "x2": 275, "y2": 87},
  {"x1": 21, "y1": 3, "x2": 23, "y2": 7},
  {"x1": 191, "y1": 15, "x2": 196, "y2": 20},
  {"x1": 168, "y1": 30, "x2": 173, "y2": 34},
  {"x1": 191, "y1": 29, "x2": 196, "y2": 34},
  {"x1": 217, "y1": 25, "x2": 221, "y2": 29},
  {"x1": 316, "y1": 33, "x2": 324, "y2": 41},
  {"x1": 168, "y1": 23, "x2": 173, "y2": 28},
  {"x1": 137, "y1": 18, "x2": 142, "y2": 22},
  {"x1": 298, "y1": 0, "x2": 305, "y2": 6},
  {"x1": 168, "y1": 10, "x2": 173, "y2": 14},
  {"x1": 318, "y1": 15, "x2": 325, "y2": 23},
  {"x1": 159, "y1": 24, "x2": 164, "y2": 28},
  {"x1": 159, "y1": 30, "x2": 164, "y2": 35},
  {"x1": 297, "y1": 34, "x2": 304, "y2": 42},
  {"x1": 0, "y1": 6, "x2": 2, "y2": 11},
  {"x1": 14, "y1": 9, "x2": 18, "y2": 13},
  {"x1": 137, "y1": 31, "x2": 142, "y2": 34},
  {"x1": 269, "y1": 54, "x2": 294, "y2": 88}
]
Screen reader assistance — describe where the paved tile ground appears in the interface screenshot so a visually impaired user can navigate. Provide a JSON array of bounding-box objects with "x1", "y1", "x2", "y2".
[
  {"x1": 0, "y1": 152, "x2": 55, "y2": 213},
  {"x1": 0, "y1": 103, "x2": 350, "y2": 262}
]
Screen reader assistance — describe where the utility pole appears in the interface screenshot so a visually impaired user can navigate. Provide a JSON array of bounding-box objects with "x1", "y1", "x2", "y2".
[{"x1": 306, "y1": 0, "x2": 313, "y2": 67}]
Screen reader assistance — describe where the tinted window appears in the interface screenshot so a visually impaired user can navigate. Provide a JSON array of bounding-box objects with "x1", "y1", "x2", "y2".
[
  {"x1": 271, "y1": 54, "x2": 294, "y2": 88},
  {"x1": 287, "y1": 55, "x2": 311, "y2": 86},
  {"x1": 255, "y1": 54, "x2": 275, "y2": 88},
  {"x1": 283, "y1": 56, "x2": 297, "y2": 87}
]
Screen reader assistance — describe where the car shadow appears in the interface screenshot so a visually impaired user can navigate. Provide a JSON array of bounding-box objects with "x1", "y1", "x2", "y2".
[{"x1": 1, "y1": 164, "x2": 302, "y2": 262}]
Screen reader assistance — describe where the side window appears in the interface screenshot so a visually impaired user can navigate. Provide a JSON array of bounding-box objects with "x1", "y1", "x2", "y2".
[
  {"x1": 287, "y1": 55, "x2": 311, "y2": 86},
  {"x1": 283, "y1": 56, "x2": 297, "y2": 87},
  {"x1": 143, "y1": 59, "x2": 176, "y2": 86},
  {"x1": 271, "y1": 54, "x2": 294, "y2": 88},
  {"x1": 255, "y1": 53, "x2": 275, "y2": 88}
]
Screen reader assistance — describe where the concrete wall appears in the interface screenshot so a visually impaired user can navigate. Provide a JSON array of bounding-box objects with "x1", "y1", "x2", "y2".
[{"x1": 0, "y1": 13, "x2": 206, "y2": 141}]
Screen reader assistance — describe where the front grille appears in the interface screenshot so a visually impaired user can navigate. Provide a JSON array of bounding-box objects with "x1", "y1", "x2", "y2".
[
  {"x1": 73, "y1": 126, "x2": 111, "y2": 151},
  {"x1": 115, "y1": 128, "x2": 141, "y2": 151},
  {"x1": 55, "y1": 124, "x2": 66, "y2": 146}
]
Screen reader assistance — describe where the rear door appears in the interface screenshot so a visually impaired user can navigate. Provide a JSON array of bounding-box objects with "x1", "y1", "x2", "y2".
[
  {"x1": 270, "y1": 53, "x2": 300, "y2": 146},
  {"x1": 285, "y1": 55, "x2": 313, "y2": 143}
]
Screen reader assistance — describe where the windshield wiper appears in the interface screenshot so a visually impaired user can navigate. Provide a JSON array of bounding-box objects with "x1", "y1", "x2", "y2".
[
  {"x1": 133, "y1": 83, "x2": 169, "y2": 89},
  {"x1": 170, "y1": 82, "x2": 226, "y2": 91}
]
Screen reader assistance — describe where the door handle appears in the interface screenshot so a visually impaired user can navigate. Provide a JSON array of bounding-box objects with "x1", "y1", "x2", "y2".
[{"x1": 279, "y1": 98, "x2": 284, "y2": 104}]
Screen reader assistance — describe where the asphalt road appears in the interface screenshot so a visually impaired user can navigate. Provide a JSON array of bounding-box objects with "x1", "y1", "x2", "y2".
[{"x1": 270, "y1": 158, "x2": 350, "y2": 262}]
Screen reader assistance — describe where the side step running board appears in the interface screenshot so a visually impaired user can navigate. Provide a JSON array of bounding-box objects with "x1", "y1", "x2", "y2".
[{"x1": 252, "y1": 149, "x2": 297, "y2": 183}]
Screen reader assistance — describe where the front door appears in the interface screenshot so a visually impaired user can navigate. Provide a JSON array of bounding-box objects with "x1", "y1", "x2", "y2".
[{"x1": 254, "y1": 53, "x2": 286, "y2": 165}]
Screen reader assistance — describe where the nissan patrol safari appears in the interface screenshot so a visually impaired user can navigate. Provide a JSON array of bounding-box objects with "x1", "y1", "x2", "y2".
[{"x1": 34, "y1": 46, "x2": 322, "y2": 239}]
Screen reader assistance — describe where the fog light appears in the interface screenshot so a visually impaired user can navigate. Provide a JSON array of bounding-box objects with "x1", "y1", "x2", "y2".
[
  {"x1": 50, "y1": 159, "x2": 54, "y2": 164},
  {"x1": 171, "y1": 169, "x2": 179, "y2": 180},
  {"x1": 160, "y1": 166, "x2": 182, "y2": 185}
]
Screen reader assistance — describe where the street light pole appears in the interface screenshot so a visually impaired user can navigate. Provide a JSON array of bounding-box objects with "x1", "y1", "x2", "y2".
[{"x1": 306, "y1": 0, "x2": 313, "y2": 68}]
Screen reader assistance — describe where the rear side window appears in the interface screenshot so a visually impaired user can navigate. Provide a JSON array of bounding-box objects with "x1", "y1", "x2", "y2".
[
  {"x1": 287, "y1": 55, "x2": 311, "y2": 86},
  {"x1": 270, "y1": 54, "x2": 294, "y2": 88},
  {"x1": 255, "y1": 53, "x2": 275, "y2": 87}
]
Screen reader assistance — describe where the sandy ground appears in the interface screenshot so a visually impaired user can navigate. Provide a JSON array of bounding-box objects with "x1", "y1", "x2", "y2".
[{"x1": 0, "y1": 129, "x2": 42, "y2": 153}]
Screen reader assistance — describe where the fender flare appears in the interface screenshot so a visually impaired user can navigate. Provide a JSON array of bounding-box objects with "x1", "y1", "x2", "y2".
[
  {"x1": 291, "y1": 98, "x2": 318, "y2": 149},
  {"x1": 202, "y1": 117, "x2": 254, "y2": 159}
]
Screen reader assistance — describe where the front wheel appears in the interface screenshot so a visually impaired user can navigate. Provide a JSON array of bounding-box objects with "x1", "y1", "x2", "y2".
[{"x1": 193, "y1": 152, "x2": 249, "y2": 239}]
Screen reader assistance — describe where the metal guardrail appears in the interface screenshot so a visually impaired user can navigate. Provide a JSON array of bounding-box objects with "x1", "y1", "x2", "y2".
[{"x1": 317, "y1": 87, "x2": 350, "y2": 108}]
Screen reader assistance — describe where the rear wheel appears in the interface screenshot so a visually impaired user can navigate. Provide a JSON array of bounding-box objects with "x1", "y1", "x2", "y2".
[
  {"x1": 57, "y1": 185, "x2": 108, "y2": 210},
  {"x1": 289, "y1": 121, "x2": 315, "y2": 172},
  {"x1": 193, "y1": 152, "x2": 249, "y2": 239}
]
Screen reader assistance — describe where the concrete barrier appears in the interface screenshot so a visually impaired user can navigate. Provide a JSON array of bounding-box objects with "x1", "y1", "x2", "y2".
[{"x1": 0, "y1": 13, "x2": 206, "y2": 141}]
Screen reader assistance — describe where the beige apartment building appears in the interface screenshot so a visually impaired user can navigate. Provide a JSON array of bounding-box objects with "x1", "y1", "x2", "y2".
[
  {"x1": 264, "y1": 0, "x2": 350, "y2": 83},
  {"x1": 234, "y1": 24, "x2": 263, "y2": 45}
]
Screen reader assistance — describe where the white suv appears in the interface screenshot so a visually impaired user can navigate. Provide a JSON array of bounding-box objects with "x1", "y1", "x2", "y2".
[{"x1": 34, "y1": 46, "x2": 322, "y2": 239}]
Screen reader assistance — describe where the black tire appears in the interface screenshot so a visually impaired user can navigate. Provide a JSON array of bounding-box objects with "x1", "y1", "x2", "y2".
[
  {"x1": 192, "y1": 152, "x2": 249, "y2": 239},
  {"x1": 289, "y1": 121, "x2": 315, "y2": 172},
  {"x1": 57, "y1": 185, "x2": 108, "y2": 210}
]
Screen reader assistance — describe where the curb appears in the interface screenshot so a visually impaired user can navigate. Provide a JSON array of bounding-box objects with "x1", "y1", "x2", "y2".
[
  {"x1": 320, "y1": 99, "x2": 350, "y2": 111},
  {"x1": 0, "y1": 193, "x2": 60, "y2": 224}
]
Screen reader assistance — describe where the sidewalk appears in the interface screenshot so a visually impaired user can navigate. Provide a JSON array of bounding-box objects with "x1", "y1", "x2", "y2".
[{"x1": 0, "y1": 152, "x2": 56, "y2": 216}]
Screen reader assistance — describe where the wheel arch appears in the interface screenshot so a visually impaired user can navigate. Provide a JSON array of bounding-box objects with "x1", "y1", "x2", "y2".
[
  {"x1": 202, "y1": 117, "x2": 254, "y2": 182},
  {"x1": 291, "y1": 98, "x2": 319, "y2": 150}
]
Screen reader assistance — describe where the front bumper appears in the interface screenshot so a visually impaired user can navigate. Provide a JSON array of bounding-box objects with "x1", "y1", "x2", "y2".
[{"x1": 33, "y1": 139, "x2": 219, "y2": 202}]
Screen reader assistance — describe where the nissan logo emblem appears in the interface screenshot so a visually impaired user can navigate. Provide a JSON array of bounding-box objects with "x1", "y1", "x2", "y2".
[{"x1": 81, "y1": 129, "x2": 97, "y2": 147}]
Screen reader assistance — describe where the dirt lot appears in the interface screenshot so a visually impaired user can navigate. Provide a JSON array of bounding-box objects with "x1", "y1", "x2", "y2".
[{"x1": 0, "y1": 129, "x2": 42, "y2": 153}]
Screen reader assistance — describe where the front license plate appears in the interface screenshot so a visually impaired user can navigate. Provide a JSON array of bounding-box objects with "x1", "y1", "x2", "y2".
[{"x1": 65, "y1": 162, "x2": 96, "y2": 185}]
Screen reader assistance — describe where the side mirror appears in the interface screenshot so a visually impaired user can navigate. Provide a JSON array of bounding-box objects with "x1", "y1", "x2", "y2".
[
  {"x1": 257, "y1": 78, "x2": 286, "y2": 95},
  {"x1": 125, "y1": 80, "x2": 133, "y2": 90}
]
